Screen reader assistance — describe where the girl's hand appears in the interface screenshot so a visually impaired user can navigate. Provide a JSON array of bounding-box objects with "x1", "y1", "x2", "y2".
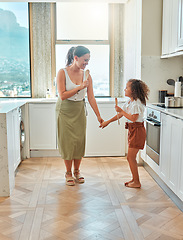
[
  {"x1": 80, "y1": 79, "x2": 89, "y2": 90},
  {"x1": 115, "y1": 105, "x2": 122, "y2": 113},
  {"x1": 99, "y1": 121, "x2": 109, "y2": 129},
  {"x1": 97, "y1": 116, "x2": 104, "y2": 124}
]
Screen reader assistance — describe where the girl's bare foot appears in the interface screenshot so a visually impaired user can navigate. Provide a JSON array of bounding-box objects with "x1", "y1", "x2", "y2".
[
  {"x1": 125, "y1": 181, "x2": 141, "y2": 188},
  {"x1": 124, "y1": 179, "x2": 134, "y2": 186}
]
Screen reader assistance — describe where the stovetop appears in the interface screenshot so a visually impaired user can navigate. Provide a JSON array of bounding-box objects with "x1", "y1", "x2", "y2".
[{"x1": 152, "y1": 103, "x2": 183, "y2": 108}]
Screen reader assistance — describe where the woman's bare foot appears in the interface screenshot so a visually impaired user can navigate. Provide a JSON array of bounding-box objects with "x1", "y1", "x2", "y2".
[
  {"x1": 125, "y1": 181, "x2": 141, "y2": 188},
  {"x1": 124, "y1": 179, "x2": 134, "y2": 186}
]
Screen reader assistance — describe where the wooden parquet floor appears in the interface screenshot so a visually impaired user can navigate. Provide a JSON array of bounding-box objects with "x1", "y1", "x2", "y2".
[{"x1": 0, "y1": 157, "x2": 183, "y2": 240}]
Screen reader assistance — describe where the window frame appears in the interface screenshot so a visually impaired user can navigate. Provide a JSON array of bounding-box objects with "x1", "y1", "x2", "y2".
[
  {"x1": 0, "y1": 2, "x2": 32, "y2": 98},
  {"x1": 52, "y1": 3, "x2": 114, "y2": 98}
]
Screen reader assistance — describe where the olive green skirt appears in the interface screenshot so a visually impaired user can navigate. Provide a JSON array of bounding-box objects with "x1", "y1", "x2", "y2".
[{"x1": 56, "y1": 98, "x2": 86, "y2": 160}]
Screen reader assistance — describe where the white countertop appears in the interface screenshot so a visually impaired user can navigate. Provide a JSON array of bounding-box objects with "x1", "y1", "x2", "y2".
[
  {"x1": 147, "y1": 103, "x2": 183, "y2": 120},
  {"x1": 0, "y1": 98, "x2": 57, "y2": 113},
  {"x1": 0, "y1": 97, "x2": 127, "y2": 114},
  {"x1": 0, "y1": 99, "x2": 27, "y2": 114},
  {"x1": 1, "y1": 98, "x2": 183, "y2": 120}
]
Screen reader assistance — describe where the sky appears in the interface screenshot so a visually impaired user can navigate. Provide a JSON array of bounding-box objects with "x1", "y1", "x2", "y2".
[{"x1": 0, "y1": 2, "x2": 28, "y2": 28}]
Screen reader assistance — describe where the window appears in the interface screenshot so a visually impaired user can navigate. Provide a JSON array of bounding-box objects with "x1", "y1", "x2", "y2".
[
  {"x1": 55, "y1": 3, "x2": 110, "y2": 97},
  {"x1": 0, "y1": 3, "x2": 31, "y2": 98}
]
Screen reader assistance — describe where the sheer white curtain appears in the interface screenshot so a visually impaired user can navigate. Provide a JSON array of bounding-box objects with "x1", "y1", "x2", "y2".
[
  {"x1": 31, "y1": 3, "x2": 52, "y2": 98},
  {"x1": 110, "y1": 4, "x2": 125, "y2": 98}
]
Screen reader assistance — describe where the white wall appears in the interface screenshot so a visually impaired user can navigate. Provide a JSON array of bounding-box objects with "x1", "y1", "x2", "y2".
[
  {"x1": 141, "y1": 0, "x2": 183, "y2": 103},
  {"x1": 123, "y1": 0, "x2": 142, "y2": 91}
]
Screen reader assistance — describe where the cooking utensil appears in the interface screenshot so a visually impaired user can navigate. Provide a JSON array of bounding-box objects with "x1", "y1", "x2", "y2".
[
  {"x1": 177, "y1": 76, "x2": 183, "y2": 87},
  {"x1": 179, "y1": 76, "x2": 183, "y2": 82},
  {"x1": 167, "y1": 79, "x2": 175, "y2": 86},
  {"x1": 115, "y1": 97, "x2": 118, "y2": 106},
  {"x1": 115, "y1": 98, "x2": 120, "y2": 125},
  {"x1": 167, "y1": 78, "x2": 183, "y2": 87},
  {"x1": 180, "y1": 77, "x2": 183, "y2": 87},
  {"x1": 85, "y1": 69, "x2": 90, "y2": 80}
]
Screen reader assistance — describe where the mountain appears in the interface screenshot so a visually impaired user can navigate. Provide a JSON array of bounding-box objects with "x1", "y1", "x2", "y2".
[{"x1": 0, "y1": 8, "x2": 29, "y2": 62}]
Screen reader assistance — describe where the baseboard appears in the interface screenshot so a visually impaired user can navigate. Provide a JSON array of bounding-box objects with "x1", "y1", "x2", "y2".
[
  {"x1": 30, "y1": 150, "x2": 60, "y2": 158},
  {"x1": 144, "y1": 162, "x2": 183, "y2": 212},
  {"x1": 30, "y1": 150, "x2": 126, "y2": 158}
]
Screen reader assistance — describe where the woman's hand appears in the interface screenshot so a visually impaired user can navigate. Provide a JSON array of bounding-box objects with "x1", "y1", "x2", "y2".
[
  {"x1": 80, "y1": 79, "x2": 89, "y2": 90},
  {"x1": 99, "y1": 120, "x2": 110, "y2": 129},
  {"x1": 115, "y1": 105, "x2": 122, "y2": 113}
]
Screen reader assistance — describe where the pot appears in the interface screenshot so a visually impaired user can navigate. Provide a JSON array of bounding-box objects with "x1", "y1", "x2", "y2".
[
  {"x1": 174, "y1": 97, "x2": 181, "y2": 107},
  {"x1": 165, "y1": 97, "x2": 174, "y2": 107},
  {"x1": 165, "y1": 96, "x2": 182, "y2": 107}
]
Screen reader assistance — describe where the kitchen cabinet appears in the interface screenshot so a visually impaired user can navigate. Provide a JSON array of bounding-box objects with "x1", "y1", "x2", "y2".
[
  {"x1": 29, "y1": 101, "x2": 126, "y2": 157},
  {"x1": 85, "y1": 103, "x2": 125, "y2": 157},
  {"x1": 29, "y1": 103, "x2": 57, "y2": 150},
  {"x1": 160, "y1": 113, "x2": 182, "y2": 196},
  {"x1": 159, "y1": 113, "x2": 171, "y2": 183},
  {"x1": 162, "y1": 0, "x2": 173, "y2": 55},
  {"x1": 0, "y1": 101, "x2": 27, "y2": 196},
  {"x1": 162, "y1": 0, "x2": 183, "y2": 57},
  {"x1": 140, "y1": 143, "x2": 146, "y2": 162},
  {"x1": 139, "y1": 109, "x2": 147, "y2": 162},
  {"x1": 177, "y1": 119, "x2": 183, "y2": 200},
  {"x1": 6, "y1": 108, "x2": 21, "y2": 171},
  {"x1": 178, "y1": 0, "x2": 183, "y2": 49},
  {"x1": 139, "y1": 137, "x2": 147, "y2": 163}
]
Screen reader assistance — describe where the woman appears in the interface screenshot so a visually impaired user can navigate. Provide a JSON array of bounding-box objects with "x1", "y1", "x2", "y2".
[{"x1": 56, "y1": 46, "x2": 103, "y2": 186}]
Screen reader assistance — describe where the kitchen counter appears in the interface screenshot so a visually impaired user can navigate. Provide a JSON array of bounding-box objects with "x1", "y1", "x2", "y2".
[
  {"x1": 147, "y1": 103, "x2": 183, "y2": 120},
  {"x1": 0, "y1": 97, "x2": 127, "y2": 113},
  {"x1": 0, "y1": 96, "x2": 127, "y2": 196},
  {"x1": 2, "y1": 98, "x2": 183, "y2": 116},
  {"x1": 0, "y1": 98, "x2": 56, "y2": 113}
]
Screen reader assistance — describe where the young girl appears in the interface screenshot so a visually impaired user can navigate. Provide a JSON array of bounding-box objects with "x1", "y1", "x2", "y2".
[{"x1": 100, "y1": 79, "x2": 149, "y2": 188}]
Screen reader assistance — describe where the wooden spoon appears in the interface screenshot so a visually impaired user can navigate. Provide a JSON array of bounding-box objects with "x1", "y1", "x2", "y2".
[
  {"x1": 115, "y1": 98, "x2": 120, "y2": 125},
  {"x1": 85, "y1": 69, "x2": 90, "y2": 80}
]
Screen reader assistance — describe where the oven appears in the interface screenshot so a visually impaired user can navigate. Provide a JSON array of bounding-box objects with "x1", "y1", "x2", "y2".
[{"x1": 146, "y1": 108, "x2": 161, "y2": 165}]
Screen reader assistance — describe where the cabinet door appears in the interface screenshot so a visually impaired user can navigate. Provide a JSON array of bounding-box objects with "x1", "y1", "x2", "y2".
[
  {"x1": 171, "y1": 0, "x2": 180, "y2": 52},
  {"x1": 162, "y1": 0, "x2": 172, "y2": 55},
  {"x1": 29, "y1": 104, "x2": 56, "y2": 149},
  {"x1": 7, "y1": 108, "x2": 21, "y2": 171},
  {"x1": 177, "y1": 120, "x2": 183, "y2": 201},
  {"x1": 85, "y1": 103, "x2": 125, "y2": 157},
  {"x1": 162, "y1": 0, "x2": 180, "y2": 56},
  {"x1": 13, "y1": 109, "x2": 21, "y2": 170},
  {"x1": 178, "y1": 0, "x2": 183, "y2": 48},
  {"x1": 140, "y1": 120, "x2": 146, "y2": 162},
  {"x1": 168, "y1": 117, "x2": 181, "y2": 192},
  {"x1": 160, "y1": 113, "x2": 171, "y2": 183},
  {"x1": 160, "y1": 113, "x2": 181, "y2": 193},
  {"x1": 140, "y1": 143, "x2": 146, "y2": 162}
]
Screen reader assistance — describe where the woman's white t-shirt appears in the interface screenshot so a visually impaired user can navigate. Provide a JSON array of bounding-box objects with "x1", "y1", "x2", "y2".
[{"x1": 121, "y1": 98, "x2": 145, "y2": 122}]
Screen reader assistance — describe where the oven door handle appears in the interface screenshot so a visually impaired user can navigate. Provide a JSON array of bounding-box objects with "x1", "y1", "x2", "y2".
[{"x1": 145, "y1": 119, "x2": 161, "y2": 127}]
